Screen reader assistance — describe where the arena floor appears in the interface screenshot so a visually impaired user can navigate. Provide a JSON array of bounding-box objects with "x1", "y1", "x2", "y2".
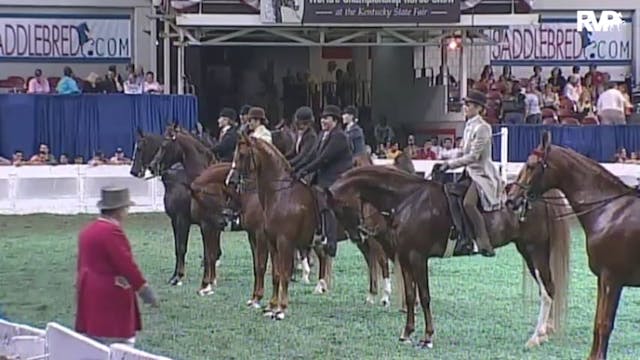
[{"x1": 1, "y1": 214, "x2": 639, "y2": 359}]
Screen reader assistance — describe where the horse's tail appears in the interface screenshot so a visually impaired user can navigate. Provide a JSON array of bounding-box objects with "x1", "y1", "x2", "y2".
[{"x1": 546, "y1": 189, "x2": 572, "y2": 333}]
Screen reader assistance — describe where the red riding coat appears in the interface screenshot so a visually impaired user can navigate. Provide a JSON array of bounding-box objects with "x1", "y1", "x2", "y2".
[{"x1": 75, "y1": 218, "x2": 146, "y2": 339}]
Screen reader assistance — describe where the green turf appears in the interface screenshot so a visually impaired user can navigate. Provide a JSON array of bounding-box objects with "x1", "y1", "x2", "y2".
[{"x1": 1, "y1": 214, "x2": 639, "y2": 359}]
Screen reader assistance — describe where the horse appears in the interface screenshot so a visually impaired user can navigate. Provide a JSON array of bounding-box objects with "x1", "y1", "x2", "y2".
[
  {"x1": 329, "y1": 164, "x2": 572, "y2": 349},
  {"x1": 506, "y1": 131, "x2": 640, "y2": 360},
  {"x1": 147, "y1": 125, "x2": 225, "y2": 296},
  {"x1": 272, "y1": 121, "x2": 297, "y2": 160},
  {"x1": 191, "y1": 162, "x2": 272, "y2": 308},
  {"x1": 130, "y1": 129, "x2": 222, "y2": 296}
]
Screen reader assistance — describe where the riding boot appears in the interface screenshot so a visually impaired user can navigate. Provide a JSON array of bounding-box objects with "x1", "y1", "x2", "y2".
[
  {"x1": 320, "y1": 209, "x2": 338, "y2": 257},
  {"x1": 466, "y1": 206, "x2": 495, "y2": 257}
]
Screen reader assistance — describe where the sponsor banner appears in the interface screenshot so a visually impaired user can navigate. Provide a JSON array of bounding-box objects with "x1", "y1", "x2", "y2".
[
  {"x1": 0, "y1": 15, "x2": 131, "y2": 62},
  {"x1": 261, "y1": 0, "x2": 460, "y2": 24},
  {"x1": 488, "y1": 21, "x2": 632, "y2": 66}
]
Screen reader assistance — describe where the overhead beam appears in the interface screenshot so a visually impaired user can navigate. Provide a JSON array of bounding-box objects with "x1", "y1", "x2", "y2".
[
  {"x1": 326, "y1": 30, "x2": 371, "y2": 44},
  {"x1": 262, "y1": 28, "x2": 316, "y2": 45}
]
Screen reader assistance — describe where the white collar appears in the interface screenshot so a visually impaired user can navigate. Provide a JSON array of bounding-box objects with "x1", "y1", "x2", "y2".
[{"x1": 98, "y1": 216, "x2": 120, "y2": 227}]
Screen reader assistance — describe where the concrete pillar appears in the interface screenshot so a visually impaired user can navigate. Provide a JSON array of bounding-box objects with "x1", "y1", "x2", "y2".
[
  {"x1": 441, "y1": 41, "x2": 448, "y2": 113},
  {"x1": 163, "y1": 20, "x2": 171, "y2": 94},
  {"x1": 177, "y1": 29, "x2": 185, "y2": 95},
  {"x1": 633, "y1": 9, "x2": 640, "y2": 86},
  {"x1": 459, "y1": 31, "x2": 468, "y2": 103}
]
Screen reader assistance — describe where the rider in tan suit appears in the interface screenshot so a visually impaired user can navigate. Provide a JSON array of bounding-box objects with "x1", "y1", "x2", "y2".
[{"x1": 439, "y1": 90, "x2": 502, "y2": 257}]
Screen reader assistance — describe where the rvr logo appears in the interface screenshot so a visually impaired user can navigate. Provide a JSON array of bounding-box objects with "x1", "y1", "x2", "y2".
[{"x1": 576, "y1": 11, "x2": 626, "y2": 32}]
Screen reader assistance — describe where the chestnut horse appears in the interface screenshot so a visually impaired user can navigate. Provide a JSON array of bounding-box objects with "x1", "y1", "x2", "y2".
[
  {"x1": 226, "y1": 133, "x2": 319, "y2": 320},
  {"x1": 329, "y1": 165, "x2": 571, "y2": 349},
  {"x1": 130, "y1": 129, "x2": 222, "y2": 295},
  {"x1": 148, "y1": 125, "x2": 223, "y2": 296},
  {"x1": 506, "y1": 131, "x2": 640, "y2": 360}
]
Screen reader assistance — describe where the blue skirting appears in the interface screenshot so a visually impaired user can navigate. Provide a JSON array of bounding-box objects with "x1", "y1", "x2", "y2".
[
  {"x1": 493, "y1": 124, "x2": 640, "y2": 163},
  {"x1": 0, "y1": 94, "x2": 198, "y2": 159}
]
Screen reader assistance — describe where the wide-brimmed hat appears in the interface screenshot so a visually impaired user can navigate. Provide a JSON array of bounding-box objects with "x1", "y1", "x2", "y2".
[
  {"x1": 248, "y1": 107, "x2": 268, "y2": 124},
  {"x1": 219, "y1": 107, "x2": 237, "y2": 120},
  {"x1": 463, "y1": 90, "x2": 487, "y2": 108},
  {"x1": 321, "y1": 105, "x2": 341, "y2": 120},
  {"x1": 294, "y1": 106, "x2": 314, "y2": 123},
  {"x1": 97, "y1": 187, "x2": 135, "y2": 210}
]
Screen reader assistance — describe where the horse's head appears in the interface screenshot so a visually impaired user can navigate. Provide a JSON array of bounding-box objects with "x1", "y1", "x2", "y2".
[
  {"x1": 506, "y1": 131, "x2": 555, "y2": 211},
  {"x1": 148, "y1": 126, "x2": 182, "y2": 175},
  {"x1": 226, "y1": 132, "x2": 256, "y2": 188},
  {"x1": 130, "y1": 128, "x2": 164, "y2": 178}
]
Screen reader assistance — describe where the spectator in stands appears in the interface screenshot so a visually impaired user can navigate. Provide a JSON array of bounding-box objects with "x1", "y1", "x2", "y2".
[
  {"x1": 75, "y1": 187, "x2": 158, "y2": 346},
  {"x1": 499, "y1": 65, "x2": 514, "y2": 82},
  {"x1": 374, "y1": 118, "x2": 394, "y2": 147},
  {"x1": 618, "y1": 83, "x2": 634, "y2": 117},
  {"x1": 597, "y1": 82, "x2": 628, "y2": 125},
  {"x1": 524, "y1": 82, "x2": 542, "y2": 124},
  {"x1": 212, "y1": 108, "x2": 238, "y2": 162},
  {"x1": 571, "y1": 65, "x2": 581, "y2": 77},
  {"x1": 548, "y1": 67, "x2": 566, "y2": 93},
  {"x1": 12, "y1": 150, "x2": 25, "y2": 166},
  {"x1": 614, "y1": 147, "x2": 628, "y2": 162},
  {"x1": 59, "y1": 154, "x2": 69, "y2": 165},
  {"x1": 56, "y1": 67, "x2": 81, "y2": 95},
  {"x1": 578, "y1": 87, "x2": 594, "y2": 118},
  {"x1": 27, "y1": 69, "x2": 50, "y2": 94},
  {"x1": 104, "y1": 65, "x2": 124, "y2": 93},
  {"x1": 501, "y1": 81, "x2": 526, "y2": 124},
  {"x1": 582, "y1": 73, "x2": 597, "y2": 102},
  {"x1": 564, "y1": 75, "x2": 581, "y2": 109},
  {"x1": 385, "y1": 142, "x2": 402, "y2": 159},
  {"x1": 74, "y1": 156, "x2": 84, "y2": 164},
  {"x1": 586, "y1": 64, "x2": 605, "y2": 88},
  {"x1": 29, "y1": 144, "x2": 57, "y2": 165},
  {"x1": 143, "y1": 72, "x2": 163, "y2": 94},
  {"x1": 528, "y1": 65, "x2": 543, "y2": 91},
  {"x1": 439, "y1": 137, "x2": 459, "y2": 160},
  {"x1": 542, "y1": 83, "x2": 560, "y2": 109},
  {"x1": 404, "y1": 135, "x2": 419, "y2": 159},
  {"x1": 124, "y1": 73, "x2": 143, "y2": 94},
  {"x1": 110, "y1": 148, "x2": 132, "y2": 164},
  {"x1": 415, "y1": 140, "x2": 438, "y2": 160},
  {"x1": 83, "y1": 72, "x2": 103, "y2": 94},
  {"x1": 89, "y1": 151, "x2": 107, "y2": 166},
  {"x1": 430, "y1": 136, "x2": 442, "y2": 158}
]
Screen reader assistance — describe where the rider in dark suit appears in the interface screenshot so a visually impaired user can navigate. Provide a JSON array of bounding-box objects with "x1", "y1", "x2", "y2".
[
  {"x1": 290, "y1": 106, "x2": 318, "y2": 170},
  {"x1": 294, "y1": 105, "x2": 353, "y2": 257},
  {"x1": 212, "y1": 108, "x2": 238, "y2": 162},
  {"x1": 342, "y1": 105, "x2": 367, "y2": 156}
]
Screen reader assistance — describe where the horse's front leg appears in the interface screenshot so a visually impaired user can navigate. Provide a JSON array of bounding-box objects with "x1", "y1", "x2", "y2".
[
  {"x1": 274, "y1": 237, "x2": 295, "y2": 320},
  {"x1": 169, "y1": 216, "x2": 190, "y2": 286},
  {"x1": 197, "y1": 223, "x2": 219, "y2": 296},
  {"x1": 412, "y1": 254, "x2": 434, "y2": 349},
  {"x1": 313, "y1": 246, "x2": 329, "y2": 294},
  {"x1": 399, "y1": 256, "x2": 416, "y2": 344}
]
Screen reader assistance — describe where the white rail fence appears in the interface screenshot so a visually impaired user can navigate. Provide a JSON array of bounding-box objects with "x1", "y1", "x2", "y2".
[{"x1": 0, "y1": 160, "x2": 638, "y2": 215}]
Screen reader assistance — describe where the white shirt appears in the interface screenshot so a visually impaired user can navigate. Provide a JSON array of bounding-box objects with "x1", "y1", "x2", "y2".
[
  {"x1": 250, "y1": 125, "x2": 272, "y2": 143},
  {"x1": 439, "y1": 147, "x2": 459, "y2": 160},
  {"x1": 564, "y1": 83, "x2": 580, "y2": 103},
  {"x1": 597, "y1": 88, "x2": 626, "y2": 113},
  {"x1": 525, "y1": 93, "x2": 542, "y2": 115}
]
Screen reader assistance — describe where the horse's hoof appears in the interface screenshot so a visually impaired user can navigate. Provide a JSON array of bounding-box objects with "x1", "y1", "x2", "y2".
[
  {"x1": 274, "y1": 311, "x2": 285, "y2": 320},
  {"x1": 525, "y1": 335, "x2": 547, "y2": 349},
  {"x1": 263, "y1": 309, "x2": 274, "y2": 317},
  {"x1": 417, "y1": 339, "x2": 433, "y2": 349},
  {"x1": 302, "y1": 276, "x2": 310, "y2": 284},
  {"x1": 399, "y1": 337, "x2": 412, "y2": 345},
  {"x1": 197, "y1": 285, "x2": 214, "y2": 296},
  {"x1": 366, "y1": 294, "x2": 375, "y2": 305},
  {"x1": 380, "y1": 297, "x2": 390, "y2": 307},
  {"x1": 313, "y1": 280, "x2": 328, "y2": 294},
  {"x1": 168, "y1": 277, "x2": 183, "y2": 286},
  {"x1": 246, "y1": 299, "x2": 261, "y2": 309}
]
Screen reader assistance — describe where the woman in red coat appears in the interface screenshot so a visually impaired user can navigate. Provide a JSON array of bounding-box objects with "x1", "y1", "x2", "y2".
[{"x1": 75, "y1": 187, "x2": 158, "y2": 346}]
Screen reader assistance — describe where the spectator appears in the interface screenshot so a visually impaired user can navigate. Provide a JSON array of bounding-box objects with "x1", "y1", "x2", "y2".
[
  {"x1": 528, "y1": 65, "x2": 543, "y2": 91},
  {"x1": 404, "y1": 135, "x2": 419, "y2": 159},
  {"x1": 501, "y1": 81, "x2": 526, "y2": 124},
  {"x1": 374, "y1": 118, "x2": 394, "y2": 147},
  {"x1": 12, "y1": 150, "x2": 25, "y2": 166},
  {"x1": 614, "y1": 147, "x2": 628, "y2": 163},
  {"x1": 439, "y1": 138, "x2": 459, "y2": 160},
  {"x1": 27, "y1": 69, "x2": 51, "y2": 94},
  {"x1": 385, "y1": 142, "x2": 402, "y2": 159},
  {"x1": 83, "y1": 72, "x2": 103, "y2": 94},
  {"x1": 74, "y1": 156, "x2": 85, "y2": 164},
  {"x1": 524, "y1": 82, "x2": 543, "y2": 124},
  {"x1": 564, "y1": 75, "x2": 581, "y2": 109},
  {"x1": 582, "y1": 73, "x2": 597, "y2": 103},
  {"x1": 104, "y1": 65, "x2": 124, "y2": 93},
  {"x1": 618, "y1": 83, "x2": 634, "y2": 117},
  {"x1": 498, "y1": 65, "x2": 514, "y2": 82},
  {"x1": 110, "y1": 148, "x2": 131, "y2": 164},
  {"x1": 629, "y1": 152, "x2": 639, "y2": 164},
  {"x1": 56, "y1": 66, "x2": 81, "y2": 95},
  {"x1": 124, "y1": 73, "x2": 143, "y2": 94},
  {"x1": 59, "y1": 154, "x2": 69, "y2": 165},
  {"x1": 430, "y1": 136, "x2": 442, "y2": 158},
  {"x1": 88, "y1": 151, "x2": 107, "y2": 166},
  {"x1": 548, "y1": 67, "x2": 566, "y2": 93},
  {"x1": 577, "y1": 87, "x2": 594, "y2": 117},
  {"x1": 143, "y1": 72, "x2": 163, "y2": 94},
  {"x1": 29, "y1": 144, "x2": 57, "y2": 165},
  {"x1": 597, "y1": 82, "x2": 628, "y2": 125},
  {"x1": 415, "y1": 140, "x2": 438, "y2": 160},
  {"x1": 542, "y1": 83, "x2": 560, "y2": 109},
  {"x1": 586, "y1": 64, "x2": 605, "y2": 88}
]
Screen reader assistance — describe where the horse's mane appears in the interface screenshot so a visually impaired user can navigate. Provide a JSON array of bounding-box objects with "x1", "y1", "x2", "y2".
[
  {"x1": 176, "y1": 131, "x2": 217, "y2": 164},
  {"x1": 392, "y1": 152, "x2": 416, "y2": 174},
  {"x1": 192, "y1": 163, "x2": 232, "y2": 186},
  {"x1": 254, "y1": 138, "x2": 292, "y2": 172},
  {"x1": 551, "y1": 145, "x2": 631, "y2": 190},
  {"x1": 342, "y1": 165, "x2": 427, "y2": 190}
]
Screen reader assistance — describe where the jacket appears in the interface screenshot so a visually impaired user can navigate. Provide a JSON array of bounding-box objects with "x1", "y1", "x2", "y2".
[
  {"x1": 345, "y1": 122, "x2": 366, "y2": 155},
  {"x1": 75, "y1": 219, "x2": 146, "y2": 338},
  {"x1": 445, "y1": 115, "x2": 502, "y2": 211},
  {"x1": 291, "y1": 127, "x2": 318, "y2": 171},
  {"x1": 299, "y1": 126, "x2": 353, "y2": 188},
  {"x1": 250, "y1": 125, "x2": 272, "y2": 143},
  {"x1": 212, "y1": 126, "x2": 238, "y2": 162}
]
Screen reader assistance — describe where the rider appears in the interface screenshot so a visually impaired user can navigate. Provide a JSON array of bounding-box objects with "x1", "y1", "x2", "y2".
[
  {"x1": 211, "y1": 107, "x2": 238, "y2": 162},
  {"x1": 438, "y1": 90, "x2": 501, "y2": 257},
  {"x1": 342, "y1": 105, "x2": 366, "y2": 156},
  {"x1": 290, "y1": 106, "x2": 318, "y2": 170},
  {"x1": 247, "y1": 107, "x2": 272, "y2": 143},
  {"x1": 238, "y1": 104, "x2": 252, "y2": 135},
  {"x1": 294, "y1": 105, "x2": 353, "y2": 257}
]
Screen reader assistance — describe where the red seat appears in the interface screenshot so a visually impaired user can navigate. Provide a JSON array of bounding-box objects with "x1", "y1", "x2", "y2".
[
  {"x1": 582, "y1": 116, "x2": 600, "y2": 125},
  {"x1": 557, "y1": 108, "x2": 574, "y2": 119},
  {"x1": 561, "y1": 117, "x2": 580, "y2": 125},
  {"x1": 542, "y1": 117, "x2": 558, "y2": 125},
  {"x1": 487, "y1": 91, "x2": 502, "y2": 101}
]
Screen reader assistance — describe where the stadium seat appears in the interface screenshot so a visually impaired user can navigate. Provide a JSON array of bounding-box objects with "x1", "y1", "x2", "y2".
[
  {"x1": 46, "y1": 322, "x2": 110, "y2": 360},
  {"x1": 487, "y1": 91, "x2": 502, "y2": 101},
  {"x1": 557, "y1": 108, "x2": 573, "y2": 119},
  {"x1": 581, "y1": 116, "x2": 600, "y2": 125},
  {"x1": 561, "y1": 117, "x2": 580, "y2": 125},
  {"x1": 542, "y1": 117, "x2": 558, "y2": 125},
  {"x1": 110, "y1": 343, "x2": 174, "y2": 360}
]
